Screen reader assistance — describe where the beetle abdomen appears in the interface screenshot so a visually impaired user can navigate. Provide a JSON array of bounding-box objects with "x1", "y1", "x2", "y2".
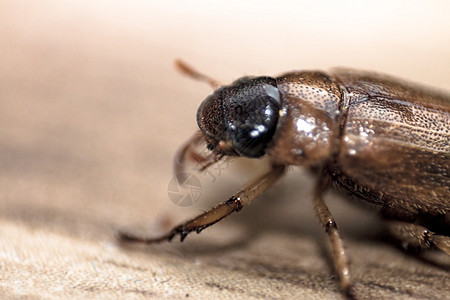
[{"x1": 334, "y1": 70, "x2": 450, "y2": 216}]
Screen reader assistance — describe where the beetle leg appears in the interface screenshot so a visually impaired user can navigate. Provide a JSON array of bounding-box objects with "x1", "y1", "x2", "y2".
[
  {"x1": 384, "y1": 220, "x2": 450, "y2": 255},
  {"x1": 174, "y1": 131, "x2": 225, "y2": 183},
  {"x1": 118, "y1": 164, "x2": 285, "y2": 244},
  {"x1": 313, "y1": 174, "x2": 352, "y2": 294}
]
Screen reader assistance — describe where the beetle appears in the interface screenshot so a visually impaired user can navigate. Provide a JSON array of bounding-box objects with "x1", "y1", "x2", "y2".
[{"x1": 119, "y1": 60, "x2": 450, "y2": 295}]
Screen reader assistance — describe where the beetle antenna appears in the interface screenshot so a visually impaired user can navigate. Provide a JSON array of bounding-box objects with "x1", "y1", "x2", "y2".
[{"x1": 175, "y1": 59, "x2": 221, "y2": 90}]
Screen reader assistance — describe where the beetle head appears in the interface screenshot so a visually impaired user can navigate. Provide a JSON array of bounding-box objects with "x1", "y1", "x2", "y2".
[{"x1": 197, "y1": 77, "x2": 281, "y2": 158}]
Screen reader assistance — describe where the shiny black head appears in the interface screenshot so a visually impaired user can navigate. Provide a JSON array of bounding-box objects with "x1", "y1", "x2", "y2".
[{"x1": 197, "y1": 76, "x2": 281, "y2": 158}]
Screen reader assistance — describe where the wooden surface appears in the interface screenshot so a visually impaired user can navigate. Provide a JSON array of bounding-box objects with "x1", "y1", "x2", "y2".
[{"x1": 0, "y1": 1, "x2": 449, "y2": 299}]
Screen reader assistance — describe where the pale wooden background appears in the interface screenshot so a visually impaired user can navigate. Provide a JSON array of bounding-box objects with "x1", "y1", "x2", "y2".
[{"x1": 0, "y1": 1, "x2": 449, "y2": 299}]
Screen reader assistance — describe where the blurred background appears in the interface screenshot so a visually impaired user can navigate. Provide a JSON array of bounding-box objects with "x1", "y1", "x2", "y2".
[{"x1": 1, "y1": 1, "x2": 449, "y2": 298}]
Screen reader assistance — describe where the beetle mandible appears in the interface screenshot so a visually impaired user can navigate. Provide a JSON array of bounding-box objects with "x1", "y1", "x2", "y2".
[{"x1": 119, "y1": 60, "x2": 450, "y2": 294}]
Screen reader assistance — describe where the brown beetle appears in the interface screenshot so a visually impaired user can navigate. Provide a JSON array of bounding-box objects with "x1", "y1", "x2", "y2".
[{"x1": 119, "y1": 61, "x2": 450, "y2": 294}]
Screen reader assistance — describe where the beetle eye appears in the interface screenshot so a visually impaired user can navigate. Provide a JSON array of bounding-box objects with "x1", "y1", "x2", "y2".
[{"x1": 224, "y1": 77, "x2": 280, "y2": 158}]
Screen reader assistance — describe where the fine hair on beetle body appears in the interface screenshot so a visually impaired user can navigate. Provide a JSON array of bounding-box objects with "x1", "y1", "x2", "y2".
[{"x1": 119, "y1": 60, "x2": 450, "y2": 296}]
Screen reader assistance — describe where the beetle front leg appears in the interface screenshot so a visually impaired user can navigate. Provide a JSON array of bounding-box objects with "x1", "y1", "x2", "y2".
[
  {"x1": 118, "y1": 164, "x2": 285, "y2": 244},
  {"x1": 312, "y1": 174, "x2": 352, "y2": 294},
  {"x1": 385, "y1": 220, "x2": 450, "y2": 255}
]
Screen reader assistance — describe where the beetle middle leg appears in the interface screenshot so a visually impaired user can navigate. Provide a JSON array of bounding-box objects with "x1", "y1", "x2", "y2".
[
  {"x1": 313, "y1": 172, "x2": 352, "y2": 293},
  {"x1": 384, "y1": 220, "x2": 450, "y2": 255},
  {"x1": 118, "y1": 164, "x2": 285, "y2": 244}
]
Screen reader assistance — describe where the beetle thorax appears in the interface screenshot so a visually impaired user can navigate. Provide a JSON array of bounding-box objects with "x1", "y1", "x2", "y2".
[{"x1": 266, "y1": 71, "x2": 343, "y2": 167}]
